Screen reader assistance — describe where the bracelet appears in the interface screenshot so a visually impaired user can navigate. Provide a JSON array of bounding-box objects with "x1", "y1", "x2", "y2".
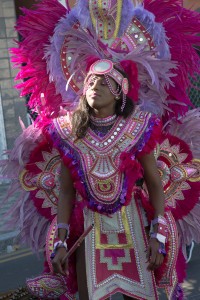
[
  {"x1": 56, "y1": 223, "x2": 70, "y2": 239},
  {"x1": 57, "y1": 223, "x2": 70, "y2": 230},
  {"x1": 54, "y1": 240, "x2": 68, "y2": 251},
  {"x1": 150, "y1": 215, "x2": 168, "y2": 241},
  {"x1": 50, "y1": 240, "x2": 68, "y2": 260},
  {"x1": 150, "y1": 232, "x2": 166, "y2": 244},
  {"x1": 149, "y1": 234, "x2": 167, "y2": 256},
  {"x1": 151, "y1": 215, "x2": 167, "y2": 226},
  {"x1": 158, "y1": 242, "x2": 167, "y2": 256}
]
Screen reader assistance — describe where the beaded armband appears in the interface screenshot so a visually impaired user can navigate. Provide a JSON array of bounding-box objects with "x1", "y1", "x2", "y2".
[
  {"x1": 56, "y1": 223, "x2": 70, "y2": 239},
  {"x1": 150, "y1": 215, "x2": 168, "y2": 242},
  {"x1": 150, "y1": 215, "x2": 168, "y2": 256}
]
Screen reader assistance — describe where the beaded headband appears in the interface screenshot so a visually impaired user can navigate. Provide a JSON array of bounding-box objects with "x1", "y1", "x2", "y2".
[
  {"x1": 84, "y1": 59, "x2": 129, "y2": 111},
  {"x1": 86, "y1": 59, "x2": 129, "y2": 94}
]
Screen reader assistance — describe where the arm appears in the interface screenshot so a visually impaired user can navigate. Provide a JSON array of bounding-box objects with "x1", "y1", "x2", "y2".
[
  {"x1": 138, "y1": 151, "x2": 165, "y2": 270},
  {"x1": 52, "y1": 161, "x2": 75, "y2": 275},
  {"x1": 57, "y1": 161, "x2": 75, "y2": 241},
  {"x1": 138, "y1": 151, "x2": 165, "y2": 218}
]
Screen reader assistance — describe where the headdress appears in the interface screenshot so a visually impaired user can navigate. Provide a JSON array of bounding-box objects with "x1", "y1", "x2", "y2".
[{"x1": 11, "y1": 0, "x2": 200, "y2": 120}]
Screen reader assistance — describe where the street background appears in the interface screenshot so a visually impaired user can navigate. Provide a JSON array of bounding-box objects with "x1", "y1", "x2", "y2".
[{"x1": 0, "y1": 183, "x2": 200, "y2": 299}]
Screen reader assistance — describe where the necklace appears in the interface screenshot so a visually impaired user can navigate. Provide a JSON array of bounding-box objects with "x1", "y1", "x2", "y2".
[
  {"x1": 89, "y1": 114, "x2": 117, "y2": 137},
  {"x1": 90, "y1": 114, "x2": 117, "y2": 126}
]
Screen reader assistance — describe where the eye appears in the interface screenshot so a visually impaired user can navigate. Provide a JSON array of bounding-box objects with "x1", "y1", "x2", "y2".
[
  {"x1": 101, "y1": 79, "x2": 107, "y2": 85},
  {"x1": 88, "y1": 80, "x2": 95, "y2": 87}
]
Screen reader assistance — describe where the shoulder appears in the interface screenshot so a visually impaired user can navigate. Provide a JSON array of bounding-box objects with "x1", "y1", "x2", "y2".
[
  {"x1": 133, "y1": 108, "x2": 162, "y2": 157},
  {"x1": 42, "y1": 113, "x2": 73, "y2": 140},
  {"x1": 53, "y1": 114, "x2": 73, "y2": 139},
  {"x1": 131, "y1": 106, "x2": 161, "y2": 127}
]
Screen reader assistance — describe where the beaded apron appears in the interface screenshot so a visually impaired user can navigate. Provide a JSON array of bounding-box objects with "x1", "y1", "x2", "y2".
[{"x1": 84, "y1": 200, "x2": 158, "y2": 300}]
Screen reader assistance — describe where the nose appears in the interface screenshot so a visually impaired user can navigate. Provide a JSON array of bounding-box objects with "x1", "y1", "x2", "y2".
[{"x1": 91, "y1": 78, "x2": 101, "y2": 90}]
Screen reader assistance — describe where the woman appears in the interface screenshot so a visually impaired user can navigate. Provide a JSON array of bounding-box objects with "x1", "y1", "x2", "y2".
[{"x1": 48, "y1": 59, "x2": 168, "y2": 300}]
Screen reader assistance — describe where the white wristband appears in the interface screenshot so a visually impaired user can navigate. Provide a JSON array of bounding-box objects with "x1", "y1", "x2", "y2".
[
  {"x1": 150, "y1": 233, "x2": 166, "y2": 244},
  {"x1": 53, "y1": 240, "x2": 68, "y2": 251}
]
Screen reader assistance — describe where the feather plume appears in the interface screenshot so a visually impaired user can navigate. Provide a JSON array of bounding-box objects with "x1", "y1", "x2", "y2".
[
  {"x1": 10, "y1": 0, "x2": 67, "y2": 117},
  {"x1": 167, "y1": 109, "x2": 200, "y2": 159},
  {"x1": 133, "y1": 5, "x2": 171, "y2": 59},
  {"x1": 144, "y1": 0, "x2": 200, "y2": 118},
  {"x1": 0, "y1": 121, "x2": 49, "y2": 252},
  {"x1": 177, "y1": 203, "x2": 200, "y2": 246}
]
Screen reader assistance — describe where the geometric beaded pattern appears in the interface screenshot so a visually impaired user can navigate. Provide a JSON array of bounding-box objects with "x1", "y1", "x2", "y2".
[
  {"x1": 156, "y1": 138, "x2": 200, "y2": 208},
  {"x1": 54, "y1": 108, "x2": 151, "y2": 209}
]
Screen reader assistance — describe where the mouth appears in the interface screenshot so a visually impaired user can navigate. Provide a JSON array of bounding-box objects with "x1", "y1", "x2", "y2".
[{"x1": 90, "y1": 93, "x2": 100, "y2": 98}]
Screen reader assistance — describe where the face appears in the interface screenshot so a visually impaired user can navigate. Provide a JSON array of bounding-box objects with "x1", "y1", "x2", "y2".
[{"x1": 85, "y1": 74, "x2": 118, "y2": 112}]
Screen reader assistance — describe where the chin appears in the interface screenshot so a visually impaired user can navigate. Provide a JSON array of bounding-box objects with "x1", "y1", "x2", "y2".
[{"x1": 87, "y1": 100, "x2": 102, "y2": 110}]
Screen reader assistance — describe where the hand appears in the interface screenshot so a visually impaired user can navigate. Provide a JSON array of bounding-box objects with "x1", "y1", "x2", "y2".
[
  {"x1": 146, "y1": 238, "x2": 164, "y2": 271},
  {"x1": 51, "y1": 247, "x2": 68, "y2": 276}
]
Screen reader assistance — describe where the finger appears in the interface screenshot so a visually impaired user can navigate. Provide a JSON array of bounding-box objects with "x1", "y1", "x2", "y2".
[
  {"x1": 62, "y1": 258, "x2": 69, "y2": 274},
  {"x1": 147, "y1": 247, "x2": 157, "y2": 271},
  {"x1": 154, "y1": 254, "x2": 161, "y2": 269},
  {"x1": 52, "y1": 261, "x2": 66, "y2": 276},
  {"x1": 149, "y1": 248, "x2": 157, "y2": 266},
  {"x1": 147, "y1": 260, "x2": 155, "y2": 271},
  {"x1": 146, "y1": 245, "x2": 151, "y2": 261},
  {"x1": 159, "y1": 253, "x2": 164, "y2": 266},
  {"x1": 59, "y1": 265, "x2": 67, "y2": 276},
  {"x1": 152, "y1": 253, "x2": 164, "y2": 270}
]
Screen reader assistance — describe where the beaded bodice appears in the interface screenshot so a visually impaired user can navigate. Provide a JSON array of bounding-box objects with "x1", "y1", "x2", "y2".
[{"x1": 53, "y1": 108, "x2": 158, "y2": 214}]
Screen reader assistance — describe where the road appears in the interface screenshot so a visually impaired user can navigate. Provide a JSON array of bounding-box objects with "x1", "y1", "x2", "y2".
[{"x1": 0, "y1": 244, "x2": 200, "y2": 299}]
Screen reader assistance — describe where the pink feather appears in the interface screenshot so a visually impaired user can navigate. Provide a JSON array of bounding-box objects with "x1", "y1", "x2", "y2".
[
  {"x1": 144, "y1": 0, "x2": 200, "y2": 118},
  {"x1": 10, "y1": 0, "x2": 67, "y2": 117}
]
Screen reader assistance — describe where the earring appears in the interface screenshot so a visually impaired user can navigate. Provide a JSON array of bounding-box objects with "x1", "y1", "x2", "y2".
[{"x1": 115, "y1": 96, "x2": 120, "y2": 100}]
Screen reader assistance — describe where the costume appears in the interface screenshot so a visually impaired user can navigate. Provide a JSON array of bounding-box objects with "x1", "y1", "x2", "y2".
[{"x1": 1, "y1": 0, "x2": 200, "y2": 299}]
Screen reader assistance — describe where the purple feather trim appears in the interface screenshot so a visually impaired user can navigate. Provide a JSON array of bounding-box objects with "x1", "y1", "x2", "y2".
[
  {"x1": 108, "y1": 46, "x2": 176, "y2": 116},
  {"x1": 172, "y1": 283, "x2": 184, "y2": 300},
  {"x1": 133, "y1": 5, "x2": 170, "y2": 59},
  {"x1": 72, "y1": 0, "x2": 93, "y2": 29},
  {"x1": 118, "y1": 0, "x2": 136, "y2": 36}
]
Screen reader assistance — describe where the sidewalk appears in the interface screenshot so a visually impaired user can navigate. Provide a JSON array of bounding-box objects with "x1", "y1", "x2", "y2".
[{"x1": 0, "y1": 183, "x2": 20, "y2": 253}]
